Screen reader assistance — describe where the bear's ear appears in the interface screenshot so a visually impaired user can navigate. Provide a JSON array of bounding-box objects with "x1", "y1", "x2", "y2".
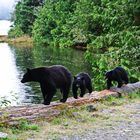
[{"x1": 27, "y1": 68, "x2": 31, "y2": 72}]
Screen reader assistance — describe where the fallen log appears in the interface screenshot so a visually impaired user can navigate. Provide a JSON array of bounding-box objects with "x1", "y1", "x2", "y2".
[
  {"x1": 110, "y1": 82, "x2": 140, "y2": 95},
  {"x1": 0, "y1": 82, "x2": 140, "y2": 127}
]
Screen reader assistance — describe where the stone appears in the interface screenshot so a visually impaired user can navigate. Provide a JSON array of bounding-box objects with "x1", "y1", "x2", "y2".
[
  {"x1": 72, "y1": 112, "x2": 80, "y2": 117},
  {"x1": 86, "y1": 105, "x2": 97, "y2": 112},
  {"x1": 111, "y1": 101, "x2": 117, "y2": 106},
  {"x1": 92, "y1": 113, "x2": 100, "y2": 118},
  {"x1": 0, "y1": 132, "x2": 8, "y2": 138}
]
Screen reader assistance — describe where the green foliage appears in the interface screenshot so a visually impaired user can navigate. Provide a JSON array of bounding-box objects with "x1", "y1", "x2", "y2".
[
  {"x1": 0, "y1": 138, "x2": 9, "y2": 140},
  {"x1": 51, "y1": 118, "x2": 62, "y2": 125},
  {"x1": 16, "y1": 120, "x2": 39, "y2": 131},
  {"x1": 9, "y1": 0, "x2": 43, "y2": 37},
  {"x1": 8, "y1": 25, "x2": 24, "y2": 38},
  {"x1": 33, "y1": 0, "x2": 75, "y2": 47},
  {"x1": 127, "y1": 92, "x2": 140, "y2": 99},
  {"x1": 101, "y1": 95, "x2": 124, "y2": 106},
  {"x1": 0, "y1": 120, "x2": 39, "y2": 140},
  {"x1": 84, "y1": 0, "x2": 140, "y2": 90},
  {"x1": 100, "y1": 92, "x2": 140, "y2": 106},
  {"x1": 11, "y1": 0, "x2": 140, "y2": 90},
  {"x1": 33, "y1": 0, "x2": 104, "y2": 47}
]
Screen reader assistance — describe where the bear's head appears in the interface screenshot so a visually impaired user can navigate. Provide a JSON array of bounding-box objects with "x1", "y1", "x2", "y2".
[
  {"x1": 74, "y1": 76, "x2": 84, "y2": 87},
  {"x1": 105, "y1": 70, "x2": 112, "y2": 80},
  {"x1": 21, "y1": 68, "x2": 33, "y2": 83}
]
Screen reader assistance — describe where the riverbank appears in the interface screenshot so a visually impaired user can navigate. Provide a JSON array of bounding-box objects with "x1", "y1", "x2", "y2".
[
  {"x1": 0, "y1": 35, "x2": 8, "y2": 42},
  {"x1": 0, "y1": 35, "x2": 33, "y2": 46},
  {"x1": 0, "y1": 82, "x2": 140, "y2": 139},
  {"x1": 0, "y1": 92, "x2": 140, "y2": 140},
  {"x1": 0, "y1": 35, "x2": 87, "y2": 50}
]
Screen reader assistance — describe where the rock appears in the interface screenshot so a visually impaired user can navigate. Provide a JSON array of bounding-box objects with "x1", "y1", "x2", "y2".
[
  {"x1": 101, "y1": 109, "x2": 116, "y2": 114},
  {"x1": 0, "y1": 132, "x2": 8, "y2": 138},
  {"x1": 111, "y1": 101, "x2": 117, "y2": 106},
  {"x1": 111, "y1": 82, "x2": 140, "y2": 95},
  {"x1": 63, "y1": 122, "x2": 69, "y2": 126},
  {"x1": 86, "y1": 105, "x2": 97, "y2": 112},
  {"x1": 92, "y1": 113, "x2": 100, "y2": 118},
  {"x1": 72, "y1": 112, "x2": 80, "y2": 117}
]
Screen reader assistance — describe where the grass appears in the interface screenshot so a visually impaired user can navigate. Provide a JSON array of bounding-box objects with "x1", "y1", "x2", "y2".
[
  {"x1": 0, "y1": 120, "x2": 39, "y2": 140},
  {"x1": 0, "y1": 36, "x2": 7, "y2": 43},
  {"x1": 0, "y1": 35, "x2": 33, "y2": 46},
  {"x1": 127, "y1": 91, "x2": 140, "y2": 99},
  {"x1": 0, "y1": 92, "x2": 139, "y2": 140},
  {"x1": 16, "y1": 120, "x2": 39, "y2": 131},
  {"x1": 100, "y1": 92, "x2": 140, "y2": 106}
]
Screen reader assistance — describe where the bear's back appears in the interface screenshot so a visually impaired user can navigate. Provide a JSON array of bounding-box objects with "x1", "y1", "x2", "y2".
[{"x1": 47, "y1": 65, "x2": 72, "y2": 87}]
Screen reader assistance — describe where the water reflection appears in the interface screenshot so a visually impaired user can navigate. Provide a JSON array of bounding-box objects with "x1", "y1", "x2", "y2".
[
  {"x1": 0, "y1": 43, "x2": 27, "y2": 105},
  {"x1": 0, "y1": 20, "x2": 12, "y2": 35},
  {"x1": 0, "y1": 43, "x2": 91, "y2": 105}
]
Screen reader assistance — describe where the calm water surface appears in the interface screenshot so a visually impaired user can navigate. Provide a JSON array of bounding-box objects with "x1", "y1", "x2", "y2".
[
  {"x1": 0, "y1": 20, "x2": 12, "y2": 35},
  {"x1": 0, "y1": 43, "x2": 92, "y2": 106}
]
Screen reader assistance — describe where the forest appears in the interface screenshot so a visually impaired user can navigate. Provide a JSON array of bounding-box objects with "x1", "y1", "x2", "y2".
[{"x1": 8, "y1": 0, "x2": 140, "y2": 90}]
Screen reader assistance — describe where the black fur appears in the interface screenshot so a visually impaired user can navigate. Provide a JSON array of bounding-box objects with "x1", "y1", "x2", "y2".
[
  {"x1": 72, "y1": 72, "x2": 92, "y2": 99},
  {"x1": 21, "y1": 65, "x2": 72, "y2": 105},
  {"x1": 105, "y1": 66, "x2": 129, "y2": 89}
]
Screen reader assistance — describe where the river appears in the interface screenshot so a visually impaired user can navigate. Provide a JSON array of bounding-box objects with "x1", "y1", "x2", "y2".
[
  {"x1": 0, "y1": 20, "x2": 12, "y2": 35},
  {"x1": 0, "y1": 42, "x2": 91, "y2": 106}
]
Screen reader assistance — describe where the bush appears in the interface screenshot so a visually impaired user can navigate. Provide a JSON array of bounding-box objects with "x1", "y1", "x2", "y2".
[{"x1": 8, "y1": 26, "x2": 24, "y2": 38}]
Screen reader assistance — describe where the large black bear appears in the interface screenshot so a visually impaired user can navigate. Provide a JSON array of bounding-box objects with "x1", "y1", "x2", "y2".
[
  {"x1": 21, "y1": 65, "x2": 72, "y2": 105},
  {"x1": 72, "y1": 72, "x2": 92, "y2": 99},
  {"x1": 105, "y1": 66, "x2": 129, "y2": 89}
]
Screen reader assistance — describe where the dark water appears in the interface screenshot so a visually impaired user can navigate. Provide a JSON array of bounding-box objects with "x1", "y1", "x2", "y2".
[{"x1": 0, "y1": 43, "x2": 92, "y2": 106}]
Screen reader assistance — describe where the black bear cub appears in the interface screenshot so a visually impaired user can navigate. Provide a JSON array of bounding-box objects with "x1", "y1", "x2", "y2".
[
  {"x1": 72, "y1": 72, "x2": 92, "y2": 99},
  {"x1": 105, "y1": 66, "x2": 129, "y2": 89},
  {"x1": 21, "y1": 65, "x2": 72, "y2": 105}
]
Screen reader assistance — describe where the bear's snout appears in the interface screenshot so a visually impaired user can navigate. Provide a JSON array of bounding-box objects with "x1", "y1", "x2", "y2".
[{"x1": 21, "y1": 79, "x2": 25, "y2": 83}]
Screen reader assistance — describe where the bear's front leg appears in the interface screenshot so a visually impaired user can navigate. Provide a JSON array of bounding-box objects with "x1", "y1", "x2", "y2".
[
  {"x1": 72, "y1": 84, "x2": 78, "y2": 99},
  {"x1": 40, "y1": 82, "x2": 56, "y2": 105},
  {"x1": 80, "y1": 86, "x2": 86, "y2": 97},
  {"x1": 117, "y1": 76, "x2": 123, "y2": 88},
  {"x1": 87, "y1": 84, "x2": 93, "y2": 94},
  {"x1": 40, "y1": 83, "x2": 47, "y2": 103},
  {"x1": 107, "y1": 80, "x2": 112, "y2": 89},
  {"x1": 60, "y1": 87, "x2": 70, "y2": 102},
  {"x1": 117, "y1": 81, "x2": 123, "y2": 88},
  {"x1": 44, "y1": 91, "x2": 56, "y2": 105},
  {"x1": 124, "y1": 77, "x2": 129, "y2": 84}
]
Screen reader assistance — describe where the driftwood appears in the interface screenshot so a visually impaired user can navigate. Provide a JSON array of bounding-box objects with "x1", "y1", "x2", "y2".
[
  {"x1": 110, "y1": 82, "x2": 140, "y2": 95},
  {"x1": 0, "y1": 82, "x2": 140, "y2": 127}
]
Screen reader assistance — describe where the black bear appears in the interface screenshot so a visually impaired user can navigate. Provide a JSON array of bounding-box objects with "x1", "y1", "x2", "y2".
[
  {"x1": 72, "y1": 72, "x2": 92, "y2": 99},
  {"x1": 21, "y1": 65, "x2": 72, "y2": 105},
  {"x1": 105, "y1": 66, "x2": 129, "y2": 89}
]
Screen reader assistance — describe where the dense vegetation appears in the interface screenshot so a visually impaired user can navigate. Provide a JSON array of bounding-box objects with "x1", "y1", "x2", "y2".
[
  {"x1": 9, "y1": 0, "x2": 140, "y2": 90},
  {"x1": 8, "y1": 0, "x2": 44, "y2": 37}
]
